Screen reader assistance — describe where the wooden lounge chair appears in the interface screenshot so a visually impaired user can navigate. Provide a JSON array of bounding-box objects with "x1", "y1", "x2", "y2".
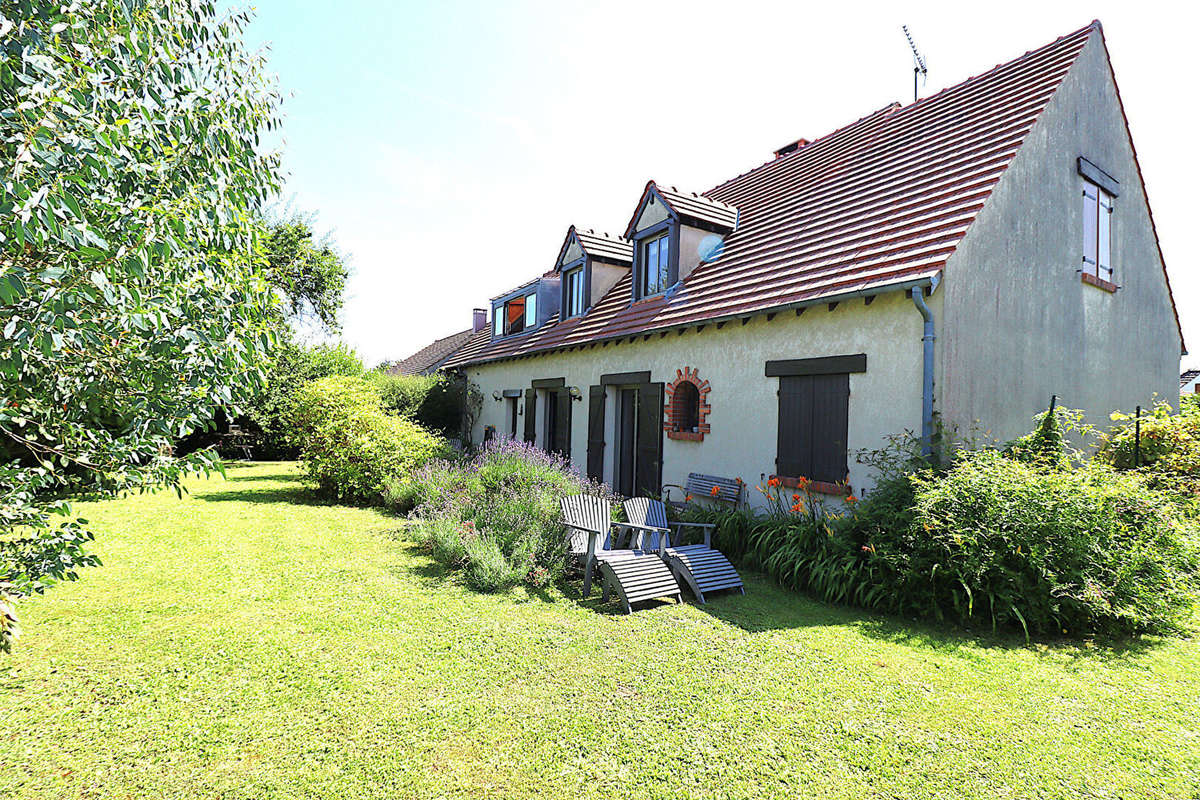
[
  {"x1": 559, "y1": 495, "x2": 682, "y2": 614},
  {"x1": 623, "y1": 497, "x2": 745, "y2": 603}
]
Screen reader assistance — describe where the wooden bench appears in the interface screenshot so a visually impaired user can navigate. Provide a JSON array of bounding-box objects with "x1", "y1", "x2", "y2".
[{"x1": 663, "y1": 472, "x2": 743, "y2": 508}]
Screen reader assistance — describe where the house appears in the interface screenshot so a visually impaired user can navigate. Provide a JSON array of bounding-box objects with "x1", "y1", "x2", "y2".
[
  {"x1": 387, "y1": 310, "x2": 487, "y2": 376},
  {"x1": 1182, "y1": 370, "x2": 1200, "y2": 395},
  {"x1": 442, "y1": 21, "x2": 1184, "y2": 503}
]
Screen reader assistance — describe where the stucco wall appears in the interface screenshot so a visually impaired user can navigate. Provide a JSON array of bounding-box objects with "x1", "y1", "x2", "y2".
[
  {"x1": 939, "y1": 30, "x2": 1182, "y2": 442},
  {"x1": 464, "y1": 289, "x2": 929, "y2": 504}
]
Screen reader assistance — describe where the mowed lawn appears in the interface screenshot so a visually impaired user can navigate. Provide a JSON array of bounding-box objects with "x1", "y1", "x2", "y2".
[{"x1": 2, "y1": 464, "x2": 1199, "y2": 799}]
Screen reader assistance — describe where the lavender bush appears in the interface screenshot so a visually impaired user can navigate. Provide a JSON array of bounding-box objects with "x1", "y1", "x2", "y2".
[{"x1": 385, "y1": 439, "x2": 615, "y2": 592}]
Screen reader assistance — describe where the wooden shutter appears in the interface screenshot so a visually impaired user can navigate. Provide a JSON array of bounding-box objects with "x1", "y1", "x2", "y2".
[
  {"x1": 586, "y1": 385, "x2": 605, "y2": 481},
  {"x1": 777, "y1": 373, "x2": 849, "y2": 483},
  {"x1": 523, "y1": 389, "x2": 536, "y2": 443},
  {"x1": 634, "y1": 383, "x2": 664, "y2": 496},
  {"x1": 776, "y1": 375, "x2": 813, "y2": 479},
  {"x1": 810, "y1": 373, "x2": 849, "y2": 483},
  {"x1": 553, "y1": 390, "x2": 572, "y2": 457}
]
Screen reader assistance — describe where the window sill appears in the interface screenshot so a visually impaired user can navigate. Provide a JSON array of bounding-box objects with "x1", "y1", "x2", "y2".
[
  {"x1": 772, "y1": 475, "x2": 850, "y2": 496},
  {"x1": 667, "y1": 430, "x2": 705, "y2": 442},
  {"x1": 1081, "y1": 272, "x2": 1117, "y2": 293}
]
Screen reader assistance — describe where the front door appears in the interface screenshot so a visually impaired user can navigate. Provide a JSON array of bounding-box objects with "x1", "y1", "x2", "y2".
[{"x1": 615, "y1": 383, "x2": 663, "y2": 497}]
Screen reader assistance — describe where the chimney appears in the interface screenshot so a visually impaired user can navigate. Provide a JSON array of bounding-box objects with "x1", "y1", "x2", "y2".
[
  {"x1": 773, "y1": 138, "x2": 809, "y2": 158},
  {"x1": 472, "y1": 307, "x2": 488, "y2": 332}
]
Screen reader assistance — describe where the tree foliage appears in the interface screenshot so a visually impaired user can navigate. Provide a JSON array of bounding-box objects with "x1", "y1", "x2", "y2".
[
  {"x1": 0, "y1": 0, "x2": 283, "y2": 651},
  {"x1": 260, "y1": 213, "x2": 347, "y2": 331}
]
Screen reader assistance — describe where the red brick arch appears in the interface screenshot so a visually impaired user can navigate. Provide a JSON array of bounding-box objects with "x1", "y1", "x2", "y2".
[{"x1": 664, "y1": 367, "x2": 711, "y2": 441}]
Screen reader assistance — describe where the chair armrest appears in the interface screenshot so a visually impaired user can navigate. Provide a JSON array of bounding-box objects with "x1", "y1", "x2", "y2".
[
  {"x1": 668, "y1": 521, "x2": 714, "y2": 548},
  {"x1": 613, "y1": 522, "x2": 670, "y2": 553}
]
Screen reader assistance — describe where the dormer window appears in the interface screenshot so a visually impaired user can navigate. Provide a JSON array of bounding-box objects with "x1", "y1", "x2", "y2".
[
  {"x1": 641, "y1": 233, "x2": 671, "y2": 297},
  {"x1": 493, "y1": 290, "x2": 540, "y2": 338},
  {"x1": 624, "y1": 182, "x2": 736, "y2": 303},
  {"x1": 554, "y1": 226, "x2": 633, "y2": 319},
  {"x1": 563, "y1": 266, "x2": 585, "y2": 318}
]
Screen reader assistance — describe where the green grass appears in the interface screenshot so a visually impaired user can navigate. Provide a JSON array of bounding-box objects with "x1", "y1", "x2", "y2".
[{"x1": 3, "y1": 462, "x2": 1199, "y2": 799}]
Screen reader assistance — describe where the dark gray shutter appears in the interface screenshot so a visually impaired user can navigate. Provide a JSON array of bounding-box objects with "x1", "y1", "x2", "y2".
[
  {"x1": 523, "y1": 389, "x2": 536, "y2": 443},
  {"x1": 586, "y1": 385, "x2": 605, "y2": 481},
  {"x1": 553, "y1": 390, "x2": 572, "y2": 457},
  {"x1": 776, "y1": 375, "x2": 812, "y2": 479},
  {"x1": 776, "y1": 374, "x2": 849, "y2": 483},
  {"x1": 810, "y1": 373, "x2": 849, "y2": 483},
  {"x1": 634, "y1": 383, "x2": 663, "y2": 496}
]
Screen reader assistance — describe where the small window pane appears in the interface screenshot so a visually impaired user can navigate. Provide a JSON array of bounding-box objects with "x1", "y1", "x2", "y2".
[
  {"x1": 525, "y1": 293, "x2": 537, "y2": 328},
  {"x1": 658, "y1": 235, "x2": 670, "y2": 289},
  {"x1": 494, "y1": 309, "x2": 503, "y2": 336}
]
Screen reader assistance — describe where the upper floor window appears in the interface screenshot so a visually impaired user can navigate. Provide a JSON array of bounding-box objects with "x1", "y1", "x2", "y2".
[
  {"x1": 495, "y1": 292, "x2": 537, "y2": 337},
  {"x1": 564, "y1": 266, "x2": 585, "y2": 318},
  {"x1": 641, "y1": 233, "x2": 670, "y2": 297},
  {"x1": 1083, "y1": 180, "x2": 1113, "y2": 280}
]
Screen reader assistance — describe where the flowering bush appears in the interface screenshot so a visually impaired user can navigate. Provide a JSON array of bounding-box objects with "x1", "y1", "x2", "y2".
[{"x1": 390, "y1": 439, "x2": 614, "y2": 592}]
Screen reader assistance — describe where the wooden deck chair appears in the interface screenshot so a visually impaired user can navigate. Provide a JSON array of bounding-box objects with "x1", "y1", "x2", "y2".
[
  {"x1": 623, "y1": 497, "x2": 745, "y2": 603},
  {"x1": 559, "y1": 495, "x2": 682, "y2": 614}
]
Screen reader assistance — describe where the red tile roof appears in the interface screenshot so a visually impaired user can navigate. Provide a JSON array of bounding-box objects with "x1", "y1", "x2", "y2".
[
  {"x1": 624, "y1": 182, "x2": 739, "y2": 236},
  {"x1": 447, "y1": 23, "x2": 1097, "y2": 369},
  {"x1": 389, "y1": 328, "x2": 475, "y2": 375},
  {"x1": 570, "y1": 227, "x2": 633, "y2": 265}
]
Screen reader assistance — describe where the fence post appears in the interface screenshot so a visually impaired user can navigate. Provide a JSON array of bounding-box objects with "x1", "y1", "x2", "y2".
[{"x1": 1134, "y1": 405, "x2": 1142, "y2": 468}]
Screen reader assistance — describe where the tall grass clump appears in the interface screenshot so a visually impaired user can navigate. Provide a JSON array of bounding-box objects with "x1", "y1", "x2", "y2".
[{"x1": 390, "y1": 439, "x2": 613, "y2": 592}]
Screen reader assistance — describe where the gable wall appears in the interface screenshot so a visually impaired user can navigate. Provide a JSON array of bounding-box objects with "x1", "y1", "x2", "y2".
[
  {"x1": 464, "y1": 289, "x2": 931, "y2": 503},
  {"x1": 939, "y1": 30, "x2": 1181, "y2": 442}
]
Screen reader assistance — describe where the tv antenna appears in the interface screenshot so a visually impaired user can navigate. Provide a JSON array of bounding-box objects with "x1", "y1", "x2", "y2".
[{"x1": 903, "y1": 25, "x2": 928, "y2": 103}]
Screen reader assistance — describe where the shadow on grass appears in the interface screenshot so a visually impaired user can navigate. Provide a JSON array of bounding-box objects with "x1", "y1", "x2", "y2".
[
  {"x1": 694, "y1": 570, "x2": 1170, "y2": 661},
  {"x1": 194, "y1": 485, "x2": 334, "y2": 507}
]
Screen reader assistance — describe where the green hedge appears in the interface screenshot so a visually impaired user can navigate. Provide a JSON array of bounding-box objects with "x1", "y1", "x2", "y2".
[{"x1": 292, "y1": 375, "x2": 449, "y2": 504}]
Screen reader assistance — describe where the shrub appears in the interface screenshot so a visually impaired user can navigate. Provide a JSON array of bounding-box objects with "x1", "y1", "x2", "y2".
[
  {"x1": 1098, "y1": 397, "x2": 1200, "y2": 508},
  {"x1": 685, "y1": 423, "x2": 1198, "y2": 640},
  {"x1": 396, "y1": 439, "x2": 612, "y2": 592},
  {"x1": 894, "y1": 451, "x2": 1197, "y2": 637},
  {"x1": 292, "y1": 376, "x2": 449, "y2": 504},
  {"x1": 365, "y1": 371, "x2": 467, "y2": 436}
]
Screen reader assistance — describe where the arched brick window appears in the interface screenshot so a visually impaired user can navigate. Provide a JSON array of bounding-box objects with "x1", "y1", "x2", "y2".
[{"x1": 664, "y1": 367, "x2": 710, "y2": 441}]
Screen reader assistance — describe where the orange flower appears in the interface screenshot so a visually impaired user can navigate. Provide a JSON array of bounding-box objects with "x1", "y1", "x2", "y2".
[
  {"x1": 710, "y1": 485, "x2": 721, "y2": 497},
  {"x1": 790, "y1": 502, "x2": 803, "y2": 513},
  {"x1": 735, "y1": 477, "x2": 744, "y2": 485},
  {"x1": 767, "y1": 477, "x2": 780, "y2": 488},
  {"x1": 845, "y1": 494, "x2": 858, "y2": 505},
  {"x1": 795, "y1": 476, "x2": 810, "y2": 489},
  {"x1": 685, "y1": 494, "x2": 694, "y2": 502},
  {"x1": 792, "y1": 493, "x2": 800, "y2": 501}
]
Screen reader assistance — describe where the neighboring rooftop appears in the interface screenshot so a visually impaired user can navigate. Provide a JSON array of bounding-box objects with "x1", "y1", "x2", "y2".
[
  {"x1": 1181, "y1": 369, "x2": 1200, "y2": 387},
  {"x1": 444, "y1": 22, "x2": 1110, "y2": 369},
  {"x1": 388, "y1": 328, "x2": 475, "y2": 376}
]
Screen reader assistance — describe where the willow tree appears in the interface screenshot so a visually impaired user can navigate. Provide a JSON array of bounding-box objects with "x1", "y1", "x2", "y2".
[{"x1": 0, "y1": 0, "x2": 283, "y2": 650}]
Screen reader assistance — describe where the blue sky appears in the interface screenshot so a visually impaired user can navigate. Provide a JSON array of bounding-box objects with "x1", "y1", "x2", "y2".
[{"x1": 243, "y1": 1, "x2": 1199, "y2": 368}]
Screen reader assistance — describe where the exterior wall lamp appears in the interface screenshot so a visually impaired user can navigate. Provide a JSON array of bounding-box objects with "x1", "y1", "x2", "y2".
[
  {"x1": 492, "y1": 390, "x2": 502, "y2": 401},
  {"x1": 568, "y1": 386, "x2": 583, "y2": 401}
]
